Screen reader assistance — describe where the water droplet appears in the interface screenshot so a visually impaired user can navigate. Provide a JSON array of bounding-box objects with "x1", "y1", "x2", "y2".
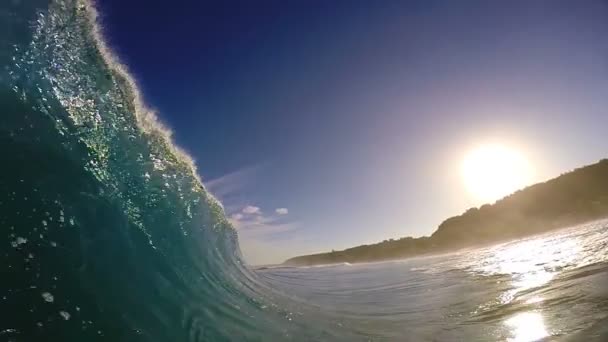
[
  {"x1": 41, "y1": 292, "x2": 54, "y2": 303},
  {"x1": 59, "y1": 311, "x2": 70, "y2": 320},
  {"x1": 11, "y1": 237, "x2": 27, "y2": 247}
]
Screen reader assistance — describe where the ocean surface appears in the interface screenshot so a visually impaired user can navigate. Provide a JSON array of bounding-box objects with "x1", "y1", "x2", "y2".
[
  {"x1": 1, "y1": 1, "x2": 607, "y2": 341},
  {"x1": 259, "y1": 221, "x2": 608, "y2": 341}
]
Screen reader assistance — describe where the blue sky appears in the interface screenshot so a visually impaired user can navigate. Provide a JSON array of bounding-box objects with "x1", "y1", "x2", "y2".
[{"x1": 98, "y1": 0, "x2": 608, "y2": 264}]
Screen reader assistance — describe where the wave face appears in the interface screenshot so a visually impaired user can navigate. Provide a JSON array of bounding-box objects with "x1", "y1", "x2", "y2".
[{"x1": 0, "y1": 1, "x2": 349, "y2": 341}]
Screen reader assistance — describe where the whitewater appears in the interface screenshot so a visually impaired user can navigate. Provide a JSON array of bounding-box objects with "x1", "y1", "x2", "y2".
[{"x1": 1, "y1": 1, "x2": 607, "y2": 341}]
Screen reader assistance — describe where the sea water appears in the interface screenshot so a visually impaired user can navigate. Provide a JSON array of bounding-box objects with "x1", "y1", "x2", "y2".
[{"x1": 259, "y1": 221, "x2": 608, "y2": 341}]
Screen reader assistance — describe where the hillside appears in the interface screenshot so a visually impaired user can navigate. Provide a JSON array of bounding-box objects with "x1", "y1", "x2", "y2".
[{"x1": 284, "y1": 159, "x2": 608, "y2": 266}]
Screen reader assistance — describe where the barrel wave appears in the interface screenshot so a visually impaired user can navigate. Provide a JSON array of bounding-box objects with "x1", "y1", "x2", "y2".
[
  {"x1": 0, "y1": 0, "x2": 342, "y2": 340},
  {"x1": 4, "y1": 1, "x2": 608, "y2": 342}
]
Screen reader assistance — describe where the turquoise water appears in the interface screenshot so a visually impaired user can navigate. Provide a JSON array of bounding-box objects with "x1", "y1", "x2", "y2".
[{"x1": 1, "y1": 1, "x2": 608, "y2": 341}]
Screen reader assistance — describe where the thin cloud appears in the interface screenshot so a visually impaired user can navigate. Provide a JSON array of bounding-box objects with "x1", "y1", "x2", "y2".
[
  {"x1": 203, "y1": 164, "x2": 264, "y2": 199},
  {"x1": 205, "y1": 165, "x2": 301, "y2": 264},
  {"x1": 242, "y1": 205, "x2": 261, "y2": 215},
  {"x1": 230, "y1": 206, "x2": 297, "y2": 237},
  {"x1": 275, "y1": 208, "x2": 288, "y2": 215}
]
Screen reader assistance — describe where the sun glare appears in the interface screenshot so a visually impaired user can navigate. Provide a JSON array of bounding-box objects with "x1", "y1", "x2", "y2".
[
  {"x1": 461, "y1": 144, "x2": 533, "y2": 203},
  {"x1": 505, "y1": 312, "x2": 548, "y2": 342}
]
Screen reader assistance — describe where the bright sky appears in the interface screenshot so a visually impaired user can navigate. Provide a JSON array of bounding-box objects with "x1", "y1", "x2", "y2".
[{"x1": 99, "y1": 0, "x2": 608, "y2": 265}]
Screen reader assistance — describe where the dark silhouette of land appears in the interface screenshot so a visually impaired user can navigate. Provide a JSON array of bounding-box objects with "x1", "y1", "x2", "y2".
[{"x1": 284, "y1": 159, "x2": 608, "y2": 266}]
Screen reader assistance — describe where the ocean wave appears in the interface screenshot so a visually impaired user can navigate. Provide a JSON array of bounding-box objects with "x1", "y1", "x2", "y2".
[{"x1": 0, "y1": 1, "x2": 349, "y2": 340}]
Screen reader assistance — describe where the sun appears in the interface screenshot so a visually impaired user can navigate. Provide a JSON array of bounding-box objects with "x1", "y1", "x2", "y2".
[{"x1": 461, "y1": 144, "x2": 534, "y2": 204}]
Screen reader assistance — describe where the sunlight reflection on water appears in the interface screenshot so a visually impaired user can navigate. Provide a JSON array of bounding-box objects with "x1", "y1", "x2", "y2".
[
  {"x1": 488, "y1": 236, "x2": 580, "y2": 292},
  {"x1": 472, "y1": 227, "x2": 588, "y2": 341},
  {"x1": 505, "y1": 312, "x2": 548, "y2": 342},
  {"x1": 260, "y1": 221, "x2": 608, "y2": 341}
]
